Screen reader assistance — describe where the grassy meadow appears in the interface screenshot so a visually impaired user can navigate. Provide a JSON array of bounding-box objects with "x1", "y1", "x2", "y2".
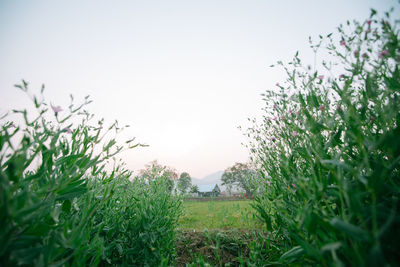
[{"x1": 179, "y1": 200, "x2": 262, "y2": 230}]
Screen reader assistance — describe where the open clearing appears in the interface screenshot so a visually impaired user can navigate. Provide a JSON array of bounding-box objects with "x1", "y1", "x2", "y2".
[
  {"x1": 176, "y1": 200, "x2": 265, "y2": 265},
  {"x1": 178, "y1": 199, "x2": 262, "y2": 230}
]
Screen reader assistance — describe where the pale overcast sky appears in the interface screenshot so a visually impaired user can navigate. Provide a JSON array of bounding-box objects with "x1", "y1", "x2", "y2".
[{"x1": 0, "y1": 0, "x2": 398, "y2": 178}]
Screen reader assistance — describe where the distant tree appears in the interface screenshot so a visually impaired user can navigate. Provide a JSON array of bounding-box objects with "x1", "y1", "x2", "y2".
[
  {"x1": 189, "y1": 185, "x2": 199, "y2": 194},
  {"x1": 138, "y1": 160, "x2": 178, "y2": 180},
  {"x1": 177, "y1": 172, "x2": 192, "y2": 194},
  {"x1": 221, "y1": 162, "x2": 259, "y2": 196},
  {"x1": 137, "y1": 160, "x2": 178, "y2": 193}
]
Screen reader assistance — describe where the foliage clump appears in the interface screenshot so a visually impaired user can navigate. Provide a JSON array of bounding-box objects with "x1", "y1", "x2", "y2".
[
  {"x1": 222, "y1": 162, "x2": 261, "y2": 197},
  {"x1": 247, "y1": 9, "x2": 400, "y2": 266},
  {"x1": 0, "y1": 84, "x2": 181, "y2": 266}
]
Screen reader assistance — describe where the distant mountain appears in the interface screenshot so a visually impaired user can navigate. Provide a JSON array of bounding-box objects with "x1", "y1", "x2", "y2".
[{"x1": 191, "y1": 170, "x2": 226, "y2": 191}]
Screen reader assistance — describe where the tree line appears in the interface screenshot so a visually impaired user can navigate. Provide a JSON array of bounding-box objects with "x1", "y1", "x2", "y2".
[{"x1": 137, "y1": 160, "x2": 262, "y2": 197}]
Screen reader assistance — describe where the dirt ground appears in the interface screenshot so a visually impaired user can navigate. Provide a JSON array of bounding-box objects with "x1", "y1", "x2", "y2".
[{"x1": 174, "y1": 229, "x2": 255, "y2": 266}]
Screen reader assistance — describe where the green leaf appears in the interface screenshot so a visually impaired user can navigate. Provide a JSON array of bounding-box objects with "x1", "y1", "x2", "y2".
[
  {"x1": 370, "y1": 8, "x2": 377, "y2": 17},
  {"x1": 55, "y1": 154, "x2": 84, "y2": 165},
  {"x1": 56, "y1": 184, "x2": 87, "y2": 201},
  {"x1": 321, "y1": 242, "x2": 341, "y2": 252},
  {"x1": 51, "y1": 205, "x2": 62, "y2": 223},
  {"x1": 62, "y1": 200, "x2": 72, "y2": 213},
  {"x1": 321, "y1": 159, "x2": 351, "y2": 170},
  {"x1": 33, "y1": 96, "x2": 39, "y2": 108},
  {"x1": 279, "y1": 246, "x2": 304, "y2": 262},
  {"x1": 116, "y1": 243, "x2": 123, "y2": 255},
  {"x1": 330, "y1": 218, "x2": 368, "y2": 241}
]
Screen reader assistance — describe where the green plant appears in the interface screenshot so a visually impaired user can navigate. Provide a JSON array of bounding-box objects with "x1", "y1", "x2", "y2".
[
  {"x1": 0, "y1": 82, "x2": 115, "y2": 265},
  {"x1": 187, "y1": 254, "x2": 213, "y2": 267},
  {"x1": 0, "y1": 83, "x2": 182, "y2": 266},
  {"x1": 247, "y1": 9, "x2": 400, "y2": 266},
  {"x1": 95, "y1": 176, "x2": 182, "y2": 266}
]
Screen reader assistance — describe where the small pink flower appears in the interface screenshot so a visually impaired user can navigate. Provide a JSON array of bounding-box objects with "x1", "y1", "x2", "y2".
[
  {"x1": 292, "y1": 131, "x2": 297, "y2": 137},
  {"x1": 317, "y1": 75, "x2": 324, "y2": 80},
  {"x1": 354, "y1": 50, "x2": 359, "y2": 57},
  {"x1": 51, "y1": 104, "x2": 62, "y2": 113},
  {"x1": 362, "y1": 53, "x2": 368, "y2": 58},
  {"x1": 366, "y1": 20, "x2": 372, "y2": 26},
  {"x1": 276, "y1": 82, "x2": 280, "y2": 87},
  {"x1": 280, "y1": 115, "x2": 285, "y2": 120},
  {"x1": 273, "y1": 117, "x2": 277, "y2": 121},
  {"x1": 378, "y1": 50, "x2": 389, "y2": 58},
  {"x1": 336, "y1": 105, "x2": 342, "y2": 111},
  {"x1": 319, "y1": 105, "x2": 325, "y2": 111},
  {"x1": 339, "y1": 74, "x2": 345, "y2": 79},
  {"x1": 267, "y1": 181, "x2": 271, "y2": 186},
  {"x1": 291, "y1": 183, "x2": 297, "y2": 189},
  {"x1": 64, "y1": 127, "x2": 72, "y2": 134},
  {"x1": 340, "y1": 40, "x2": 346, "y2": 46}
]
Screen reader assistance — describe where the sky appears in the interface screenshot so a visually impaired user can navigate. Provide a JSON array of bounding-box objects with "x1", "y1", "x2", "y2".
[{"x1": 0, "y1": 0, "x2": 398, "y2": 178}]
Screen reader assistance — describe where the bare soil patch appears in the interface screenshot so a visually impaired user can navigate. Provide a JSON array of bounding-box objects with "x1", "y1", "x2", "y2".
[{"x1": 175, "y1": 229, "x2": 255, "y2": 266}]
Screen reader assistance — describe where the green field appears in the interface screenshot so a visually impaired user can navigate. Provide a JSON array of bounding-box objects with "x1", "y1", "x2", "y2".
[{"x1": 178, "y1": 200, "x2": 262, "y2": 230}]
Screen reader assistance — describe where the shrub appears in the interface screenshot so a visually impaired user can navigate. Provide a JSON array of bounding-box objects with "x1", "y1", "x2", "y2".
[
  {"x1": 0, "y1": 83, "x2": 181, "y2": 266},
  {"x1": 92, "y1": 176, "x2": 182, "y2": 266},
  {"x1": 247, "y1": 10, "x2": 400, "y2": 266}
]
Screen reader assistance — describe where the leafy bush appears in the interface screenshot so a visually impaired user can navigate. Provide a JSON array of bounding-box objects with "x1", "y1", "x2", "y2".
[
  {"x1": 247, "y1": 10, "x2": 400, "y2": 266},
  {"x1": 0, "y1": 83, "x2": 181, "y2": 266},
  {"x1": 92, "y1": 176, "x2": 181, "y2": 266}
]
